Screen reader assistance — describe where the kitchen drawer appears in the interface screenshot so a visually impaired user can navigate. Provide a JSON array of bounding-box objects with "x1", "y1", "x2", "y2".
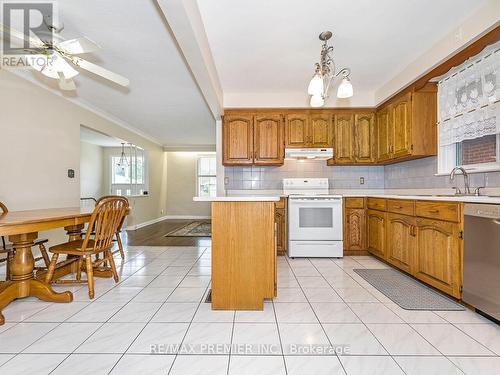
[
  {"x1": 344, "y1": 197, "x2": 365, "y2": 209},
  {"x1": 275, "y1": 197, "x2": 287, "y2": 209},
  {"x1": 415, "y1": 201, "x2": 461, "y2": 222},
  {"x1": 367, "y1": 198, "x2": 386, "y2": 211},
  {"x1": 387, "y1": 199, "x2": 415, "y2": 216}
]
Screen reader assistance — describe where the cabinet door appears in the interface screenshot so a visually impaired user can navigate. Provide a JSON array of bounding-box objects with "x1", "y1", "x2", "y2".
[
  {"x1": 334, "y1": 113, "x2": 355, "y2": 163},
  {"x1": 367, "y1": 210, "x2": 386, "y2": 259},
  {"x1": 275, "y1": 207, "x2": 286, "y2": 255},
  {"x1": 254, "y1": 114, "x2": 284, "y2": 165},
  {"x1": 376, "y1": 107, "x2": 392, "y2": 162},
  {"x1": 414, "y1": 218, "x2": 462, "y2": 298},
  {"x1": 355, "y1": 113, "x2": 375, "y2": 163},
  {"x1": 223, "y1": 115, "x2": 254, "y2": 165},
  {"x1": 309, "y1": 114, "x2": 332, "y2": 147},
  {"x1": 386, "y1": 213, "x2": 415, "y2": 273},
  {"x1": 344, "y1": 208, "x2": 366, "y2": 252},
  {"x1": 392, "y1": 94, "x2": 412, "y2": 158},
  {"x1": 285, "y1": 114, "x2": 308, "y2": 148}
]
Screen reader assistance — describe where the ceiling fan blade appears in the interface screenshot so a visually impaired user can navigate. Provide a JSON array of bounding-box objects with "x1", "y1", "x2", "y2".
[
  {"x1": 0, "y1": 22, "x2": 45, "y2": 50},
  {"x1": 58, "y1": 72, "x2": 76, "y2": 91},
  {"x1": 24, "y1": 54, "x2": 48, "y2": 72},
  {"x1": 38, "y1": 51, "x2": 79, "y2": 79},
  {"x1": 70, "y1": 56, "x2": 129, "y2": 87},
  {"x1": 57, "y1": 37, "x2": 100, "y2": 55}
]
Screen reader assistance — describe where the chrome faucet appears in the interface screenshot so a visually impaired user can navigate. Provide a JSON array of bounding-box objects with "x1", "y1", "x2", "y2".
[{"x1": 450, "y1": 166, "x2": 470, "y2": 195}]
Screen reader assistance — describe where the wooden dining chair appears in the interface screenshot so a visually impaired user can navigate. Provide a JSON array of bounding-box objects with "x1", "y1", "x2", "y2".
[
  {"x1": 0, "y1": 201, "x2": 51, "y2": 281},
  {"x1": 45, "y1": 196, "x2": 129, "y2": 298}
]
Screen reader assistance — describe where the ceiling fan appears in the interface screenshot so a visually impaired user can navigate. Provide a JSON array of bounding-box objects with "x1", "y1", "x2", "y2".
[{"x1": 0, "y1": 22, "x2": 130, "y2": 91}]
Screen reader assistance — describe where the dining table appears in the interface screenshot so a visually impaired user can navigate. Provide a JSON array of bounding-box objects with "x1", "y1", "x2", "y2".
[{"x1": 0, "y1": 206, "x2": 116, "y2": 325}]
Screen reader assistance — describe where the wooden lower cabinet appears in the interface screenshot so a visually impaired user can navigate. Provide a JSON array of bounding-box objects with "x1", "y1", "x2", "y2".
[
  {"x1": 344, "y1": 208, "x2": 366, "y2": 253},
  {"x1": 386, "y1": 213, "x2": 415, "y2": 273},
  {"x1": 275, "y1": 197, "x2": 287, "y2": 255},
  {"x1": 414, "y1": 218, "x2": 462, "y2": 298},
  {"x1": 367, "y1": 210, "x2": 386, "y2": 259}
]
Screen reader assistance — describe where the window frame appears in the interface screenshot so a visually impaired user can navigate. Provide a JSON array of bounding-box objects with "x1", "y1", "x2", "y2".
[
  {"x1": 196, "y1": 153, "x2": 217, "y2": 198},
  {"x1": 110, "y1": 145, "x2": 149, "y2": 197}
]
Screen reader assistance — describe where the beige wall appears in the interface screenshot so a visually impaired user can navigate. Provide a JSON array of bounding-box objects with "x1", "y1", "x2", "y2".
[
  {"x1": 80, "y1": 141, "x2": 105, "y2": 199},
  {"x1": 0, "y1": 70, "x2": 167, "y2": 242},
  {"x1": 165, "y1": 152, "x2": 211, "y2": 217}
]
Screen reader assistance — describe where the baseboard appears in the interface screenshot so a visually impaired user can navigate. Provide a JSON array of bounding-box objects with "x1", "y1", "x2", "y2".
[{"x1": 126, "y1": 215, "x2": 210, "y2": 231}]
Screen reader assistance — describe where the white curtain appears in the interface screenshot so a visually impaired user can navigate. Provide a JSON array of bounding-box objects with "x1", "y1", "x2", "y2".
[{"x1": 438, "y1": 41, "x2": 500, "y2": 146}]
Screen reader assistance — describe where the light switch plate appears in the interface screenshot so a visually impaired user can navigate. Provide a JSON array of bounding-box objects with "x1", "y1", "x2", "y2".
[{"x1": 359, "y1": 177, "x2": 365, "y2": 185}]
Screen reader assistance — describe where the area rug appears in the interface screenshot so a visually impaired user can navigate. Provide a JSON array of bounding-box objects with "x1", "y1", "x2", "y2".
[
  {"x1": 353, "y1": 268, "x2": 465, "y2": 311},
  {"x1": 164, "y1": 221, "x2": 211, "y2": 237}
]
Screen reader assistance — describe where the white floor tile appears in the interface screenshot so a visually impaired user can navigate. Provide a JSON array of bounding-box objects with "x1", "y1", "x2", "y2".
[
  {"x1": 193, "y1": 303, "x2": 235, "y2": 322},
  {"x1": 109, "y1": 302, "x2": 161, "y2": 322},
  {"x1": 151, "y1": 302, "x2": 198, "y2": 322},
  {"x1": 302, "y1": 287, "x2": 343, "y2": 302},
  {"x1": 2, "y1": 301, "x2": 52, "y2": 322},
  {"x1": 278, "y1": 323, "x2": 331, "y2": 355},
  {"x1": 97, "y1": 287, "x2": 142, "y2": 302},
  {"x1": 178, "y1": 276, "x2": 211, "y2": 288},
  {"x1": 292, "y1": 267, "x2": 321, "y2": 277},
  {"x1": 0, "y1": 323, "x2": 57, "y2": 353},
  {"x1": 51, "y1": 353, "x2": 121, "y2": 375},
  {"x1": 67, "y1": 302, "x2": 126, "y2": 322},
  {"x1": 76, "y1": 322, "x2": 145, "y2": 353},
  {"x1": 340, "y1": 355, "x2": 404, "y2": 375},
  {"x1": 24, "y1": 302, "x2": 89, "y2": 322},
  {"x1": 119, "y1": 276, "x2": 156, "y2": 287},
  {"x1": 449, "y1": 356, "x2": 500, "y2": 375},
  {"x1": 384, "y1": 303, "x2": 447, "y2": 324},
  {"x1": 147, "y1": 275, "x2": 184, "y2": 288},
  {"x1": 367, "y1": 323, "x2": 440, "y2": 355},
  {"x1": 394, "y1": 356, "x2": 464, "y2": 375},
  {"x1": 296, "y1": 276, "x2": 331, "y2": 288},
  {"x1": 348, "y1": 303, "x2": 404, "y2": 324},
  {"x1": 228, "y1": 355, "x2": 286, "y2": 375},
  {"x1": 274, "y1": 288, "x2": 307, "y2": 303},
  {"x1": 232, "y1": 323, "x2": 281, "y2": 355},
  {"x1": 274, "y1": 303, "x2": 318, "y2": 323},
  {"x1": 0, "y1": 353, "x2": 66, "y2": 375},
  {"x1": 167, "y1": 287, "x2": 207, "y2": 302},
  {"x1": 0, "y1": 323, "x2": 16, "y2": 334},
  {"x1": 182, "y1": 322, "x2": 233, "y2": 354},
  {"x1": 335, "y1": 288, "x2": 379, "y2": 303},
  {"x1": 170, "y1": 355, "x2": 228, "y2": 375},
  {"x1": 311, "y1": 303, "x2": 361, "y2": 323},
  {"x1": 110, "y1": 354, "x2": 175, "y2": 374},
  {"x1": 323, "y1": 323, "x2": 387, "y2": 356},
  {"x1": 24, "y1": 322, "x2": 101, "y2": 353},
  {"x1": 411, "y1": 323, "x2": 494, "y2": 355},
  {"x1": 456, "y1": 323, "x2": 500, "y2": 355},
  {"x1": 127, "y1": 323, "x2": 189, "y2": 354},
  {"x1": 235, "y1": 302, "x2": 275, "y2": 323},
  {"x1": 132, "y1": 287, "x2": 174, "y2": 303},
  {"x1": 0, "y1": 354, "x2": 13, "y2": 366},
  {"x1": 285, "y1": 355, "x2": 346, "y2": 375},
  {"x1": 435, "y1": 309, "x2": 491, "y2": 324}
]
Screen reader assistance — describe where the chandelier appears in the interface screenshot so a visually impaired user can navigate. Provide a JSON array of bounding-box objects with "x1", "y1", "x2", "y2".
[{"x1": 307, "y1": 31, "x2": 353, "y2": 107}]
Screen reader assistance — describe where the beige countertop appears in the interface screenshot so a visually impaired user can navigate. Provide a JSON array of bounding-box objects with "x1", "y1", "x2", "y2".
[{"x1": 193, "y1": 196, "x2": 281, "y2": 202}]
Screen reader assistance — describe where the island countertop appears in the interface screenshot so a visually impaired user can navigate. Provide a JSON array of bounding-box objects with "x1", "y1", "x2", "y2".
[{"x1": 193, "y1": 196, "x2": 281, "y2": 202}]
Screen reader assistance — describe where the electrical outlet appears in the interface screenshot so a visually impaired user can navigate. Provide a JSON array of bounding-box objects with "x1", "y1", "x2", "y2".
[
  {"x1": 224, "y1": 177, "x2": 229, "y2": 185},
  {"x1": 160, "y1": 209, "x2": 164, "y2": 215},
  {"x1": 359, "y1": 177, "x2": 365, "y2": 185}
]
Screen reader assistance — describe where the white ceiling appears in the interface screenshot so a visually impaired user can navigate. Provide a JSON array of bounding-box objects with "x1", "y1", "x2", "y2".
[
  {"x1": 15, "y1": 0, "x2": 215, "y2": 147},
  {"x1": 197, "y1": 0, "x2": 490, "y2": 107}
]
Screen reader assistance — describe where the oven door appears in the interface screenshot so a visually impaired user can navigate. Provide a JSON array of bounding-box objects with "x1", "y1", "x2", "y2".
[{"x1": 288, "y1": 197, "x2": 342, "y2": 241}]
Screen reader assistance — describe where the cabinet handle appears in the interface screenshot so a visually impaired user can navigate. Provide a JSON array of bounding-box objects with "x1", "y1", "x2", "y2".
[
  {"x1": 428, "y1": 209, "x2": 439, "y2": 213},
  {"x1": 394, "y1": 205, "x2": 403, "y2": 209}
]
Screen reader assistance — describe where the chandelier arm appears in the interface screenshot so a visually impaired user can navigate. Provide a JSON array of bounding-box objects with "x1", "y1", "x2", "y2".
[{"x1": 335, "y1": 67, "x2": 351, "y2": 78}]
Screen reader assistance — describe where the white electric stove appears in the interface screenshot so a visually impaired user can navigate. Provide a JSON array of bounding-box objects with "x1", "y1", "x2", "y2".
[{"x1": 283, "y1": 178, "x2": 343, "y2": 258}]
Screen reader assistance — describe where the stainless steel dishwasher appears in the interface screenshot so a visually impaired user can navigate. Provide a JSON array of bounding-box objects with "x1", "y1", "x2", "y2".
[{"x1": 463, "y1": 203, "x2": 500, "y2": 322}]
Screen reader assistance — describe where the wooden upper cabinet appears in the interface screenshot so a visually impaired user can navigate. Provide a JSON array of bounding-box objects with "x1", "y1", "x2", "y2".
[
  {"x1": 223, "y1": 115, "x2": 254, "y2": 165},
  {"x1": 414, "y1": 218, "x2": 462, "y2": 298},
  {"x1": 254, "y1": 115, "x2": 284, "y2": 165},
  {"x1": 333, "y1": 113, "x2": 354, "y2": 163},
  {"x1": 355, "y1": 114, "x2": 375, "y2": 163},
  {"x1": 376, "y1": 107, "x2": 392, "y2": 162},
  {"x1": 285, "y1": 114, "x2": 309, "y2": 148},
  {"x1": 392, "y1": 93, "x2": 412, "y2": 158},
  {"x1": 386, "y1": 213, "x2": 415, "y2": 273},
  {"x1": 309, "y1": 114, "x2": 332, "y2": 147}
]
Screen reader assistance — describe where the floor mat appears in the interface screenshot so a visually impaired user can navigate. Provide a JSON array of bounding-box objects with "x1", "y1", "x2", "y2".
[
  {"x1": 354, "y1": 268, "x2": 465, "y2": 311},
  {"x1": 164, "y1": 221, "x2": 211, "y2": 237}
]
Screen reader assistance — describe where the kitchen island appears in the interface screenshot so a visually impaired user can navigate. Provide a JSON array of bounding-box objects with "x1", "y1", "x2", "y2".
[{"x1": 193, "y1": 196, "x2": 280, "y2": 310}]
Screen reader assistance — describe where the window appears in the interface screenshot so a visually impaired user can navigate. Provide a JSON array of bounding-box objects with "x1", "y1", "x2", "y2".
[
  {"x1": 197, "y1": 154, "x2": 216, "y2": 197},
  {"x1": 437, "y1": 41, "x2": 500, "y2": 174},
  {"x1": 110, "y1": 145, "x2": 148, "y2": 196}
]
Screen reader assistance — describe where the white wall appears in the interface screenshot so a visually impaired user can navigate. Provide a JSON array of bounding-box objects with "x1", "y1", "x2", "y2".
[
  {"x1": 0, "y1": 70, "x2": 167, "y2": 242},
  {"x1": 165, "y1": 152, "x2": 211, "y2": 218},
  {"x1": 80, "y1": 141, "x2": 104, "y2": 199}
]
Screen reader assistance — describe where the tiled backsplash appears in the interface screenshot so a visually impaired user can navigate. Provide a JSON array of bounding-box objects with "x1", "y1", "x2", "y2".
[
  {"x1": 225, "y1": 156, "x2": 500, "y2": 191},
  {"x1": 224, "y1": 160, "x2": 385, "y2": 190}
]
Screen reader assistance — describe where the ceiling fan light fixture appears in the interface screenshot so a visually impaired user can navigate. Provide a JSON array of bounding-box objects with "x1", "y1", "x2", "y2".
[
  {"x1": 337, "y1": 76, "x2": 353, "y2": 98},
  {"x1": 307, "y1": 73, "x2": 323, "y2": 96},
  {"x1": 310, "y1": 94, "x2": 325, "y2": 108}
]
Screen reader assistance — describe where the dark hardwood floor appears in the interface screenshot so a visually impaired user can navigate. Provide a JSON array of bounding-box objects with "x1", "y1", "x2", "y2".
[{"x1": 124, "y1": 219, "x2": 212, "y2": 247}]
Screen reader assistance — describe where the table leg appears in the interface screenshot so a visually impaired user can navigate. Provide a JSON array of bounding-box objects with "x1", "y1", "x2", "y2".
[{"x1": 0, "y1": 233, "x2": 73, "y2": 325}]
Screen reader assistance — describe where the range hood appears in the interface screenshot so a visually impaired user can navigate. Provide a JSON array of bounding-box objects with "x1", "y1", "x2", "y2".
[{"x1": 285, "y1": 148, "x2": 333, "y2": 160}]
